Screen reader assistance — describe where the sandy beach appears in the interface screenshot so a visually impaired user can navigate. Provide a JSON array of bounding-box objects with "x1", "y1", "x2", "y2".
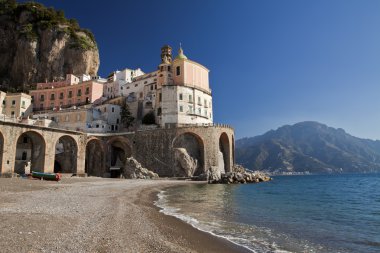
[{"x1": 0, "y1": 178, "x2": 251, "y2": 253}]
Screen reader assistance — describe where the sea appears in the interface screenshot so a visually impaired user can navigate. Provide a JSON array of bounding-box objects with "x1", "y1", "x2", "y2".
[{"x1": 155, "y1": 174, "x2": 380, "y2": 253}]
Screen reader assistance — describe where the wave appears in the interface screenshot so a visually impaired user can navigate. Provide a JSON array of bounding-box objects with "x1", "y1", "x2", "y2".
[{"x1": 154, "y1": 190, "x2": 294, "y2": 253}]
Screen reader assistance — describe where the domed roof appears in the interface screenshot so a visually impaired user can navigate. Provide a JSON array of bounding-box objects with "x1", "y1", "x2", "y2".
[{"x1": 175, "y1": 46, "x2": 188, "y2": 60}]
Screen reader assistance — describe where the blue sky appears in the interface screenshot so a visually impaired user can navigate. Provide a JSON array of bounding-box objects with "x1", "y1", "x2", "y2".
[{"x1": 24, "y1": 0, "x2": 380, "y2": 140}]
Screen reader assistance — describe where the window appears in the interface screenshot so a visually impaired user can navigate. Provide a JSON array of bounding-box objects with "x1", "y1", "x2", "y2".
[
  {"x1": 12, "y1": 100, "x2": 15, "y2": 105},
  {"x1": 168, "y1": 66, "x2": 171, "y2": 72},
  {"x1": 77, "y1": 89, "x2": 82, "y2": 96},
  {"x1": 85, "y1": 87, "x2": 90, "y2": 95},
  {"x1": 159, "y1": 93, "x2": 162, "y2": 102},
  {"x1": 179, "y1": 105, "x2": 183, "y2": 112},
  {"x1": 188, "y1": 105, "x2": 193, "y2": 113},
  {"x1": 104, "y1": 107, "x2": 107, "y2": 112},
  {"x1": 2, "y1": 100, "x2": 5, "y2": 105},
  {"x1": 179, "y1": 93, "x2": 183, "y2": 100},
  {"x1": 50, "y1": 94, "x2": 55, "y2": 100},
  {"x1": 157, "y1": 107, "x2": 162, "y2": 116},
  {"x1": 144, "y1": 81, "x2": 147, "y2": 84},
  {"x1": 198, "y1": 96, "x2": 201, "y2": 105},
  {"x1": 135, "y1": 83, "x2": 138, "y2": 87},
  {"x1": 59, "y1": 93, "x2": 64, "y2": 99},
  {"x1": 205, "y1": 109, "x2": 208, "y2": 116},
  {"x1": 160, "y1": 66, "x2": 164, "y2": 71},
  {"x1": 11, "y1": 111, "x2": 14, "y2": 116},
  {"x1": 21, "y1": 101, "x2": 25, "y2": 108},
  {"x1": 65, "y1": 115, "x2": 69, "y2": 122},
  {"x1": 204, "y1": 99, "x2": 207, "y2": 107},
  {"x1": 68, "y1": 91, "x2": 72, "y2": 98},
  {"x1": 115, "y1": 125, "x2": 118, "y2": 131},
  {"x1": 188, "y1": 94, "x2": 192, "y2": 102},
  {"x1": 23, "y1": 137, "x2": 28, "y2": 143},
  {"x1": 155, "y1": 84, "x2": 157, "y2": 89},
  {"x1": 96, "y1": 124, "x2": 99, "y2": 128},
  {"x1": 176, "y1": 66, "x2": 180, "y2": 76},
  {"x1": 40, "y1": 95, "x2": 45, "y2": 101},
  {"x1": 76, "y1": 114, "x2": 81, "y2": 121},
  {"x1": 150, "y1": 85, "x2": 153, "y2": 91},
  {"x1": 198, "y1": 108, "x2": 201, "y2": 115},
  {"x1": 112, "y1": 107, "x2": 115, "y2": 112},
  {"x1": 116, "y1": 118, "x2": 120, "y2": 124}
]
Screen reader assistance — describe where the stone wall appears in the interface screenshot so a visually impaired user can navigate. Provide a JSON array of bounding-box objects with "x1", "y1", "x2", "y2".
[
  {"x1": 0, "y1": 121, "x2": 235, "y2": 178},
  {"x1": 89, "y1": 124, "x2": 235, "y2": 177}
]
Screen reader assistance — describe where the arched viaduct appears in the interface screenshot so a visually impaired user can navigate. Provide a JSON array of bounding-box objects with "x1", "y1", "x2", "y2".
[{"x1": 0, "y1": 121, "x2": 235, "y2": 177}]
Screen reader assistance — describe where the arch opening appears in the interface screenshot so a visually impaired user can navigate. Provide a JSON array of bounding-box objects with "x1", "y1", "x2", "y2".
[
  {"x1": 85, "y1": 139, "x2": 106, "y2": 177},
  {"x1": 219, "y1": 133, "x2": 231, "y2": 173},
  {"x1": 173, "y1": 132, "x2": 205, "y2": 177},
  {"x1": 54, "y1": 136, "x2": 78, "y2": 174},
  {"x1": 14, "y1": 131, "x2": 46, "y2": 174},
  {"x1": 108, "y1": 137, "x2": 132, "y2": 178}
]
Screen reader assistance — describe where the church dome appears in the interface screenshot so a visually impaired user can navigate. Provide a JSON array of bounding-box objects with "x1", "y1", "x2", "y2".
[{"x1": 175, "y1": 46, "x2": 188, "y2": 60}]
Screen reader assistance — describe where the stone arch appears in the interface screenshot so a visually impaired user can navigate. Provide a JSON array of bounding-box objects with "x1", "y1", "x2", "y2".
[
  {"x1": 14, "y1": 131, "x2": 46, "y2": 174},
  {"x1": 54, "y1": 135, "x2": 78, "y2": 174},
  {"x1": 232, "y1": 134, "x2": 235, "y2": 165},
  {"x1": 0, "y1": 131, "x2": 3, "y2": 174},
  {"x1": 172, "y1": 132, "x2": 205, "y2": 176},
  {"x1": 219, "y1": 132, "x2": 231, "y2": 172},
  {"x1": 107, "y1": 137, "x2": 132, "y2": 177},
  {"x1": 85, "y1": 138, "x2": 106, "y2": 177}
]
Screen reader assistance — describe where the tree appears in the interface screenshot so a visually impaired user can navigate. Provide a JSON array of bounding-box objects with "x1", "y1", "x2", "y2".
[{"x1": 120, "y1": 104, "x2": 134, "y2": 129}]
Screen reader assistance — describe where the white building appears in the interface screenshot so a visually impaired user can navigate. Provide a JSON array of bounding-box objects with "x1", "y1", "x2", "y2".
[
  {"x1": 31, "y1": 103, "x2": 122, "y2": 133},
  {"x1": 0, "y1": 92, "x2": 33, "y2": 120},
  {"x1": 104, "y1": 68, "x2": 145, "y2": 99}
]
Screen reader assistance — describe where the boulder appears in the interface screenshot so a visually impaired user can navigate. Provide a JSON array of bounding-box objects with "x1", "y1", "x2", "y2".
[
  {"x1": 123, "y1": 157, "x2": 159, "y2": 179},
  {"x1": 174, "y1": 148, "x2": 198, "y2": 177}
]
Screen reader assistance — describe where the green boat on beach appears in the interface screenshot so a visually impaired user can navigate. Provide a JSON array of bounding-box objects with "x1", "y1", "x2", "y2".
[{"x1": 31, "y1": 172, "x2": 61, "y2": 181}]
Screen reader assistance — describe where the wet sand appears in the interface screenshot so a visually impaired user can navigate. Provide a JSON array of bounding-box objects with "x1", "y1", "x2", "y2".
[{"x1": 0, "y1": 178, "x2": 251, "y2": 253}]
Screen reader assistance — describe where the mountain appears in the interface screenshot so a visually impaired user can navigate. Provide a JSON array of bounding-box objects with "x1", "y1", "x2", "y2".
[
  {"x1": 0, "y1": 0, "x2": 99, "y2": 90},
  {"x1": 235, "y1": 121, "x2": 380, "y2": 174}
]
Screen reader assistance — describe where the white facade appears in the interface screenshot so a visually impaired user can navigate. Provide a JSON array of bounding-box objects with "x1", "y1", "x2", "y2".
[
  {"x1": 31, "y1": 104, "x2": 122, "y2": 133},
  {"x1": 104, "y1": 68, "x2": 145, "y2": 99},
  {"x1": 1, "y1": 92, "x2": 33, "y2": 119}
]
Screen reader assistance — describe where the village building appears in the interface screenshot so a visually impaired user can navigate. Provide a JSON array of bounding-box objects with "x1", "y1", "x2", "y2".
[
  {"x1": 29, "y1": 74, "x2": 105, "y2": 111},
  {"x1": 32, "y1": 103, "x2": 122, "y2": 133},
  {"x1": 0, "y1": 92, "x2": 32, "y2": 120}
]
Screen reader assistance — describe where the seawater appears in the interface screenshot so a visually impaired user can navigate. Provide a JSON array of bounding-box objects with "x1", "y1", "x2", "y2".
[{"x1": 155, "y1": 174, "x2": 380, "y2": 253}]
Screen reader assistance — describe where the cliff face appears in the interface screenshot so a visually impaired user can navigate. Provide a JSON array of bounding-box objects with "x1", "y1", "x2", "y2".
[{"x1": 0, "y1": 1, "x2": 99, "y2": 89}]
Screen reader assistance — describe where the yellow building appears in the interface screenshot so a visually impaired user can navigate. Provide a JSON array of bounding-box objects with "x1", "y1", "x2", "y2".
[{"x1": 1, "y1": 92, "x2": 32, "y2": 119}]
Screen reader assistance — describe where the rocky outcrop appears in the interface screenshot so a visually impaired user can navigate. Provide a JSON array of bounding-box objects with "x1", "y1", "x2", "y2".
[
  {"x1": 0, "y1": 1, "x2": 99, "y2": 89},
  {"x1": 123, "y1": 157, "x2": 159, "y2": 179},
  {"x1": 207, "y1": 163, "x2": 272, "y2": 184},
  {"x1": 174, "y1": 148, "x2": 198, "y2": 177}
]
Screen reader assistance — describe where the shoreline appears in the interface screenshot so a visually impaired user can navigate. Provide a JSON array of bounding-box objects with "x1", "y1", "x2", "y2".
[
  {"x1": 0, "y1": 178, "x2": 251, "y2": 253},
  {"x1": 145, "y1": 185, "x2": 253, "y2": 253}
]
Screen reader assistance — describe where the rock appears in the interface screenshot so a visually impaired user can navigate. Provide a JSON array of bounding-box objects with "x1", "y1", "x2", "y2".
[
  {"x1": 123, "y1": 157, "x2": 158, "y2": 179},
  {"x1": 0, "y1": 2, "x2": 99, "y2": 89},
  {"x1": 208, "y1": 166, "x2": 222, "y2": 183},
  {"x1": 208, "y1": 165, "x2": 272, "y2": 184},
  {"x1": 174, "y1": 148, "x2": 198, "y2": 177}
]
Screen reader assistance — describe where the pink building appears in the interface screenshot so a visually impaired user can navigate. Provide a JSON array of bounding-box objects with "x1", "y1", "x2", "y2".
[{"x1": 30, "y1": 74, "x2": 104, "y2": 111}]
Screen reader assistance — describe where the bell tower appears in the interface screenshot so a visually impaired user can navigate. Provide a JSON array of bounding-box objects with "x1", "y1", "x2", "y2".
[{"x1": 160, "y1": 45, "x2": 172, "y2": 64}]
